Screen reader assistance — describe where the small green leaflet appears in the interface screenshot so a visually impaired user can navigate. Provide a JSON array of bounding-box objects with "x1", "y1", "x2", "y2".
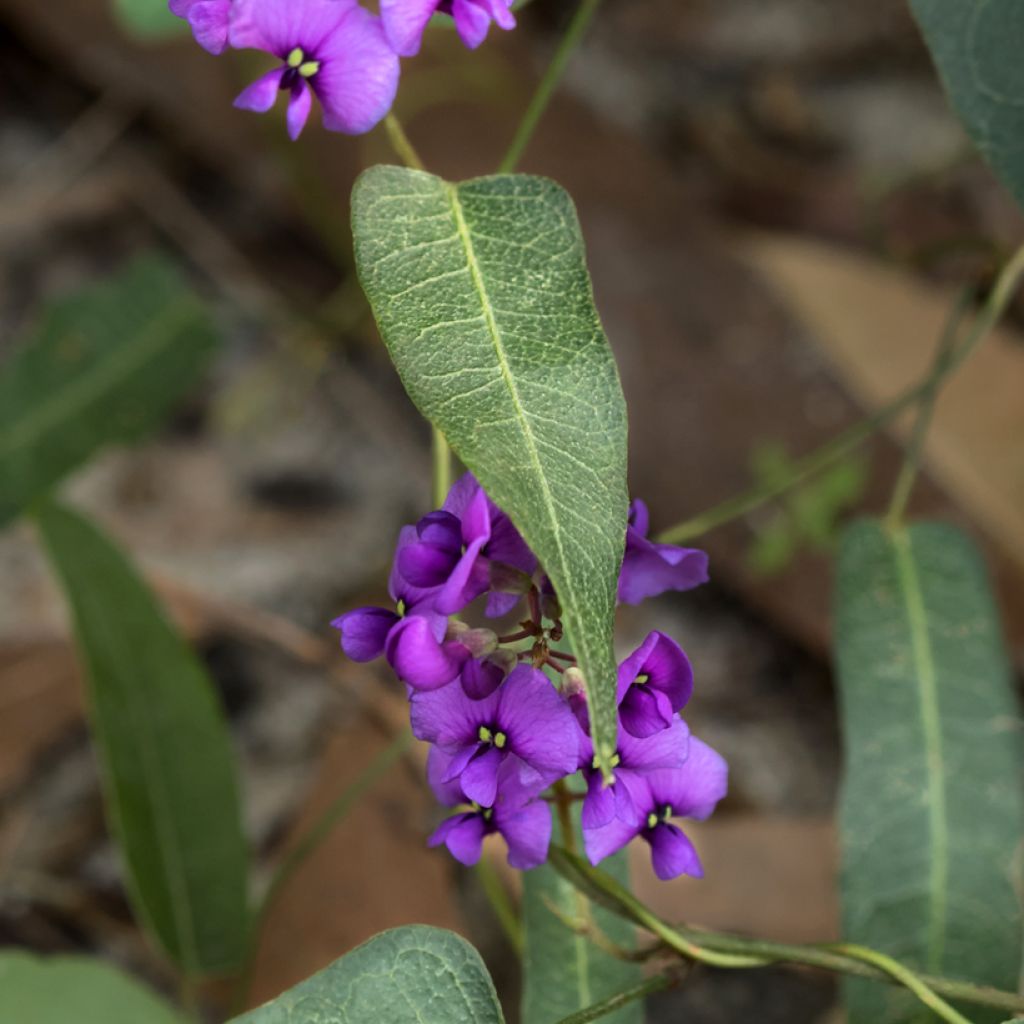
[
  {"x1": 112, "y1": 0, "x2": 189, "y2": 38},
  {"x1": 0, "y1": 952, "x2": 185, "y2": 1024},
  {"x1": 352, "y1": 167, "x2": 628, "y2": 777},
  {"x1": 0, "y1": 253, "x2": 217, "y2": 529},
  {"x1": 35, "y1": 500, "x2": 250, "y2": 976},
  {"x1": 835, "y1": 520, "x2": 1024, "y2": 1024},
  {"x1": 232, "y1": 926, "x2": 504, "y2": 1024},
  {"x1": 910, "y1": 0, "x2": 1024, "y2": 212}
]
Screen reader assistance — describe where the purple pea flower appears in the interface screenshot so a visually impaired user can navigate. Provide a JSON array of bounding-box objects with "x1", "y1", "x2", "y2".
[
  {"x1": 380, "y1": 0, "x2": 514, "y2": 57},
  {"x1": 397, "y1": 473, "x2": 536, "y2": 617},
  {"x1": 230, "y1": 0, "x2": 400, "y2": 140},
  {"x1": 427, "y1": 747, "x2": 552, "y2": 869},
  {"x1": 410, "y1": 664, "x2": 578, "y2": 807},
  {"x1": 618, "y1": 499, "x2": 709, "y2": 606},
  {"x1": 583, "y1": 737, "x2": 727, "y2": 880},
  {"x1": 333, "y1": 525, "x2": 466, "y2": 690},
  {"x1": 578, "y1": 718, "x2": 689, "y2": 831},
  {"x1": 616, "y1": 631, "x2": 694, "y2": 738},
  {"x1": 169, "y1": 0, "x2": 234, "y2": 53}
]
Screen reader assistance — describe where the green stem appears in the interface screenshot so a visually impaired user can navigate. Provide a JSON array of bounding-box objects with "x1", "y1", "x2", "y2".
[
  {"x1": 548, "y1": 846, "x2": 1024, "y2": 1017},
  {"x1": 475, "y1": 856, "x2": 525, "y2": 955},
  {"x1": 657, "y1": 241, "x2": 1024, "y2": 545},
  {"x1": 498, "y1": 0, "x2": 603, "y2": 173},
  {"x1": 552, "y1": 973, "x2": 677, "y2": 1024},
  {"x1": 384, "y1": 112, "x2": 425, "y2": 172},
  {"x1": 230, "y1": 734, "x2": 411, "y2": 1015},
  {"x1": 885, "y1": 288, "x2": 972, "y2": 528},
  {"x1": 432, "y1": 425, "x2": 452, "y2": 508}
]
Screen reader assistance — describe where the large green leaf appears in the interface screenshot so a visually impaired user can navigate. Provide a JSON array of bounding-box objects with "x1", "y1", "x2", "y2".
[
  {"x1": 232, "y1": 926, "x2": 503, "y2": 1024},
  {"x1": 835, "y1": 521, "x2": 1024, "y2": 1023},
  {"x1": 522, "y1": 809, "x2": 641, "y2": 1024},
  {"x1": 34, "y1": 500, "x2": 249, "y2": 976},
  {"x1": 910, "y1": 0, "x2": 1024, "y2": 211},
  {"x1": 0, "y1": 953, "x2": 184, "y2": 1024},
  {"x1": 352, "y1": 167, "x2": 629, "y2": 775},
  {"x1": 0, "y1": 253, "x2": 217, "y2": 529}
]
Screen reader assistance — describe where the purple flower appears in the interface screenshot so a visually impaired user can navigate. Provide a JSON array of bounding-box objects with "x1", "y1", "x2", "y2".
[
  {"x1": 578, "y1": 718, "x2": 689, "y2": 831},
  {"x1": 583, "y1": 737, "x2": 727, "y2": 880},
  {"x1": 410, "y1": 664, "x2": 578, "y2": 806},
  {"x1": 169, "y1": 0, "x2": 233, "y2": 53},
  {"x1": 618, "y1": 499, "x2": 709, "y2": 606},
  {"x1": 396, "y1": 473, "x2": 536, "y2": 617},
  {"x1": 459, "y1": 654, "x2": 510, "y2": 700},
  {"x1": 380, "y1": 0, "x2": 514, "y2": 57},
  {"x1": 427, "y1": 748, "x2": 552, "y2": 869},
  {"x1": 616, "y1": 631, "x2": 694, "y2": 738},
  {"x1": 230, "y1": 0, "x2": 400, "y2": 140}
]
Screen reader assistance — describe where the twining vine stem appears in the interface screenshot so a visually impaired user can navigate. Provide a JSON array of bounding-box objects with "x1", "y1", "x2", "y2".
[{"x1": 657, "y1": 241, "x2": 1024, "y2": 545}]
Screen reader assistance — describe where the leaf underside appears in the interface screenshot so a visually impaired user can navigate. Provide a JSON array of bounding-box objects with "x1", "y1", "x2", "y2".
[{"x1": 835, "y1": 520, "x2": 1024, "y2": 1024}]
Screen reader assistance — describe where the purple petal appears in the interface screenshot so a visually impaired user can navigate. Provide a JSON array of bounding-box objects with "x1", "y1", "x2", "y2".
[
  {"x1": 648, "y1": 822, "x2": 703, "y2": 880},
  {"x1": 385, "y1": 615, "x2": 464, "y2": 691},
  {"x1": 331, "y1": 606, "x2": 398, "y2": 662},
  {"x1": 460, "y1": 487, "x2": 492, "y2": 547},
  {"x1": 620, "y1": 685, "x2": 676, "y2": 739},
  {"x1": 460, "y1": 746, "x2": 503, "y2": 807},
  {"x1": 619, "y1": 717, "x2": 689, "y2": 773},
  {"x1": 171, "y1": 0, "x2": 231, "y2": 54},
  {"x1": 646, "y1": 736, "x2": 728, "y2": 821},
  {"x1": 460, "y1": 657, "x2": 506, "y2": 700},
  {"x1": 451, "y1": 0, "x2": 493, "y2": 48},
  {"x1": 434, "y1": 535, "x2": 489, "y2": 614},
  {"x1": 442, "y1": 472, "x2": 480, "y2": 518},
  {"x1": 583, "y1": 815, "x2": 640, "y2": 866},
  {"x1": 498, "y1": 666, "x2": 579, "y2": 777},
  {"x1": 229, "y1": 0, "x2": 357, "y2": 57},
  {"x1": 581, "y1": 771, "x2": 616, "y2": 830},
  {"x1": 379, "y1": 0, "x2": 438, "y2": 56},
  {"x1": 286, "y1": 82, "x2": 313, "y2": 140},
  {"x1": 426, "y1": 746, "x2": 466, "y2": 806},
  {"x1": 234, "y1": 68, "x2": 285, "y2": 113},
  {"x1": 410, "y1": 673, "x2": 499, "y2": 744},
  {"x1": 429, "y1": 812, "x2": 487, "y2": 866},
  {"x1": 628, "y1": 499, "x2": 650, "y2": 538},
  {"x1": 497, "y1": 799, "x2": 551, "y2": 870},
  {"x1": 618, "y1": 533, "x2": 709, "y2": 606},
  {"x1": 616, "y1": 631, "x2": 693, "y2": 714},
  {"x1": 398, "y1": 540, "x2": 459, "y2": 589},
  {"x1": 484, "y1": 590, "x2": 522, "y2": 618},
  {"x1": 439, "y1": 743, "x2": 478, "y2": 784},
  {"x1": 316, "y1": 7, "x2": 401, "y2": 135}
]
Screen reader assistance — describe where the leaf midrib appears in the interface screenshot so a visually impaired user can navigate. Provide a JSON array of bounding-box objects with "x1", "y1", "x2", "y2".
[
  {"x1": 890, "y1": 526, "x2": 948, "y2": 975},
  {"x1": 0, "y1": 301, "x2": 199, "y2": 460}
]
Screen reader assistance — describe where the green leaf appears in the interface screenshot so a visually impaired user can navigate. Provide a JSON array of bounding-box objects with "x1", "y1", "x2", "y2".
[
  {"x1": 835, "y1": 520, "x2": 1024, "y2": 1024},
  {"x1": 522, "y1": 812, "x2": 641, "y2": 1024},
  {"x1": 34, "y1": 500, "x2": 249, "y2": 976},
  {"x1": 232, "y1": 925, "x2": 504, "y2": 1024},
  {"x1": 112, "y1": 0, "x2": 189, "y2": 38},
  {"x1": 0, "y1": 253, "x2": 217, "y2": 529},
  {"x1": 352, "y1": 167, "x2": 628, "y2": 775},
  {"x1": 0, "y1": 952, "x2": 185, "y2": 1024},
  {"x1": 910, "y1": 0, "x2": 1024, "y2": 211}
]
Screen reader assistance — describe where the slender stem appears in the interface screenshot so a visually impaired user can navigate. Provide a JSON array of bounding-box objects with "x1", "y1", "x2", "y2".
[
  {"x1": 384, "y1": 112, "x2": 425, "y2": 171},
  {"x1": 498, "y1": 0, "x2": 603, "y2": 173},
  {"x1": 552, "y1": 780, "x2": 578, "y2": 855},
  {"x1": 552, "y1": 973, "x2": 677, "y2": 1024},
  {"x1": 230, "y1": 734, "x2": 411, "y2": 1014},
  {"x1": 885, "y1": 288, "x2": 972, "y2": 527},
  {"x1": 475, "y1": 856, "x2": 525, "y2": 955},
  {"x1": 432, "y1": 425, "x2": 452, "y2": 508},
  {"x1": 657, "y1": 241, "x2": 1024, "y2": 545}
]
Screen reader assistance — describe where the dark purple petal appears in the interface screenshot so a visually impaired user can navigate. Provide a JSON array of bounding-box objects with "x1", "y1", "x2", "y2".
[
  {"x1": 442, "y1": 472, "x2": 479, "y2": 518},
  {"x1": 379, "y1": 0, "x2": 438, "y2": 55},
  {"x1": 648, "y1": 822, "x2": 703, "y2": 880},
  {"x1": 616, "y1": 631, "x2": 693, "y2": 716},
  {"x1": 398, "y1": 539, "x2": 460, "y2": 589},
  {"x1": 581, "y1": 771, "x2": 617, "y2": 830},
  {"x1": 286, "y1": 81, "x2": 313, "y2": 140},
  {"x1": 498, "y1": 666, "x2": 579, "y2": 778},
  {"x1": 628, "y1": 499, "x2": 650, "y2": 538},
  {"x1": 460, "y1": 658, "x2": 506, "y2": 700},
  {"x1": 618, "y1": 535, "x2": 709, "y2": 606},
  {"x1": 389, "y1": 525, "x2": 439, "y2": 607},
  {"x1": 583, "y1": 815, "x2": 641, "y2": 866},
  {"x1": 460, "y1": 486, "x2": 492, "y2": 547},
  {"x1": 484, "y1": 590, "x2": 522, "y2": 618},
  {"x1": 332, "y1": 606, "x2": 398, "y2": 662},
  {"x1": 439, "y1": 743, "x2": 478, "y2": 784},
  {"x1": 429, "y1": 812, "x2": 487, "y2": 866},
  {"x1": 385, "y1": 615, "x2": 464, "y2": 691},
  {"x1": 619, "y1": 685, "x2": 676, "y2": 739},
  {"x1": 435, "y1": 535, "x2": 490, "y2": 614},
  {"x1": 496, "y1": 799, "x2": 551, "y2": 870},
  {"x1": 460, "y1": 746, "x2": 503, "y2": 807},
  {"x1": 410, "y1": 673, "x2": 499, "y2": 744},
  {"x1": 426, "y1": 746, "x2": 465, "y2": 806},
  {"x1": 646, "y1": 737, "x2": 728, "y2": 821}
]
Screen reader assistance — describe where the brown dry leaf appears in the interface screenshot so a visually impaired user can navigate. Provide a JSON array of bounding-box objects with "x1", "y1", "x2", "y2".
[{"x1": 739, "y1": 235, "x2": 1024, "y2": 578}]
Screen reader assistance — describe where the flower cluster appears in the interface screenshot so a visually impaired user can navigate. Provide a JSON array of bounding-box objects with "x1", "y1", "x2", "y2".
[
  {"x1": 169, "y1": 0, "x2": 515, "y2": 139},
  {"x1": 334, "y1": 473, "x2": 726, "y2": 879}
]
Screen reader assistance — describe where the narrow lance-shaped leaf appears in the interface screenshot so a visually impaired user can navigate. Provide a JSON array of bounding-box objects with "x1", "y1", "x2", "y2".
[
  {"x1": 232, "y1": 926, "x2": 504, "y2": 1024},
  {"x1": 35, "y1": 500, "x2": 249, "y2": 976},
  {"x1": 352, "y1": 167, "x2": 628, "y2": 774},
  {"x1": 0, "y1": 953, "x2": 185, "y2": 1024},
  {"x1": 835, "y1": 521, "x2": 1024, "y2": 1024},
  {"x1": 0, "y1": 253, "x2": 218, "y2": 529},
  {"x1": 522, "y1": 811, "x2": 642, "y2": 1024},
  {"x1": 910, "y1": 0, "x2": 1024, "y2": 213}
]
